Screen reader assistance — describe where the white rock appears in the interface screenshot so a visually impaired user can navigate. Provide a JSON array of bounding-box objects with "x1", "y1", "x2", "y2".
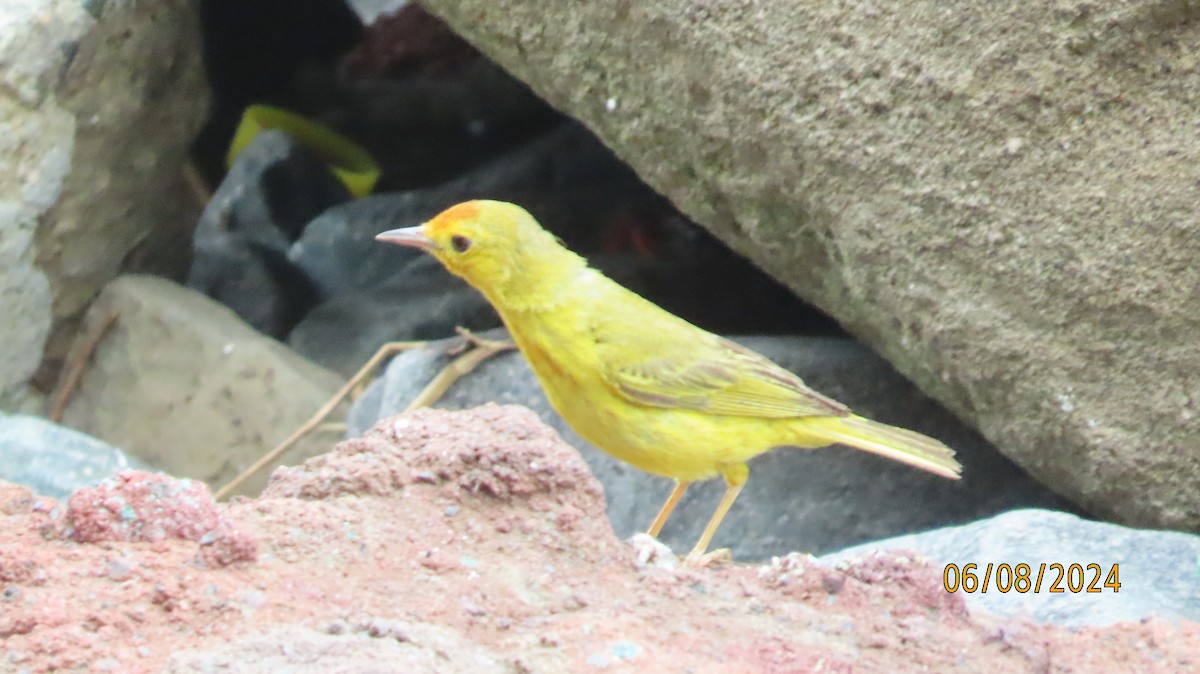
[{"x1": 0, "y1": 0, "x2": 209, "y2": 403}]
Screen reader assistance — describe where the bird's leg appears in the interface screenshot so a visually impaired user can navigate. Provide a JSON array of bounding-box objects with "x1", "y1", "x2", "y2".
[
  {"x1": 646, "y1": 481, "x2": 690, "y2": 538},
  {"x1": 683, "y1": 463, "x2": 748, "y2": 567}
]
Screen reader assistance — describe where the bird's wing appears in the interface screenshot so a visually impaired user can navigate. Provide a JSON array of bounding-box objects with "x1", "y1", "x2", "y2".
[{"x1": 596, "y1": 323, "x2": 850, "y2": 419}]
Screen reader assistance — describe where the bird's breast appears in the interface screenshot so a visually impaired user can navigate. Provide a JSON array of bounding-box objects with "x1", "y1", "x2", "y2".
[
  {"x1": 497, "y1": 301, "x2": 745, "y2": 482},
  {"x1": 503, "y1": 311, "x2": 622, "y2": 435}
]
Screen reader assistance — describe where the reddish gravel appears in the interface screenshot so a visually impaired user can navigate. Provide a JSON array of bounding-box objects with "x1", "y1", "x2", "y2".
[{"x1": 1, "y1": 404, "x2": 1196, "y2": 673}]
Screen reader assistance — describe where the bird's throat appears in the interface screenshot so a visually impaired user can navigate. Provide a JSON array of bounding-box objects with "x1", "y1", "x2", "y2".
[{"x1": 482, "y1": 250, "x2": 588, "y2": 314}]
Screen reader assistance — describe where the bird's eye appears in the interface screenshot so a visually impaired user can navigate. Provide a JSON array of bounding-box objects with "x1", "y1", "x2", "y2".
[{"x1": 450, "y1": 235, "x2": 472, "y2": 253}]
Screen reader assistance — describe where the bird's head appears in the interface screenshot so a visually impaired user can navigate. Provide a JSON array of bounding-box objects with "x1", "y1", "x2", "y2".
[{"x1": 375, "y1": 200, "x2": 574, "y2": 296}]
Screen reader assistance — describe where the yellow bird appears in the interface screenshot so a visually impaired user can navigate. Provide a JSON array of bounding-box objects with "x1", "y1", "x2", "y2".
[{"x1": 377, "y1": 200, "x2": 961, "y2": 564}]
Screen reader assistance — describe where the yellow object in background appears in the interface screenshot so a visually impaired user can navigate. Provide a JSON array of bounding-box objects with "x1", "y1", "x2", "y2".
[
  {"x1": 227, "y1": 104, "x2": 380, "y2": 197},
  {"x1": 376, "y1": 200, "x2": 962, "y2": 566}
]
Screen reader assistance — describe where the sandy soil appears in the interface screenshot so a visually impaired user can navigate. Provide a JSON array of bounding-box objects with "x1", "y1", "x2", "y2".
[{"x1": 2, "y1": 404, "x2": 1195, "y2": 673}]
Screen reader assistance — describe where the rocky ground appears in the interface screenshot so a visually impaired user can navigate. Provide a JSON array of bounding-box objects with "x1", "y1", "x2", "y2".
[{"x1": 2, "y1": 405, "x2": 1195, "y2": 673}]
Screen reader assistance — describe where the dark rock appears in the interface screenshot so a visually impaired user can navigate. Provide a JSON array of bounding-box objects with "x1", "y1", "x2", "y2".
[
  {"x1": 348, "y1": 332, "x2": 1073, "y2": 559},
  {"x1": 188, "y1": 237, "x2": 321, "y2": 340},
  {"x1": 288, "y1": 257, "x2": 500, "y2": 377},
  {"x1": 188, "y1": 131, "x2": 349, "y2": 337},
  {"x1": 339, "y1": 31, "x2": 552, "y2": 131},
  {"x1": 320, "y1": 3, "x2": 563, "y2": 190},
  {"x1": 287, "y1": 122, "x2": 651, "y2": 301},
  {"x1": 287, "y1": 191, "x2": 439, "y2": 301},
  {"x1": 345, "y1": 2, "x2": 481, "y2": 78},
  {"x1": 825, "y1": 509, "x2": 1200, "y2": 628},
  {"x1": 0, "y1": 413, "x2": 151, "y2": 499},
  {"x1": 591, "y1": 218, "x2": 844, "y2": 337}
]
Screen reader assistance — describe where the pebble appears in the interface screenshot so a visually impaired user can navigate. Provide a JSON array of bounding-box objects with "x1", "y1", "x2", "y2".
[{"x1": 106, "y1": 557, "x2": 133, "y2": 582}]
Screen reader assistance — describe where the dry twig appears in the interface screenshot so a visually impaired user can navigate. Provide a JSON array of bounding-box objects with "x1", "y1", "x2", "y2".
[
  {"x1": 213, "y1": 329, "x2": 514, "y2": 500},
  {"x1": 49, "y1": 311, "x2": 119, "y2": 422}
]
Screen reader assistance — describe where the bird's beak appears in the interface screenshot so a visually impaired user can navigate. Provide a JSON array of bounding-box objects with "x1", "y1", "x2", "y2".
[{"x1": 375, "y1": 225, "x2": 439, "y2": 252}]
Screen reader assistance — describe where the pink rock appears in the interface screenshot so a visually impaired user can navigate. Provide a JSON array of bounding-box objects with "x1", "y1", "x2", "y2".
[
  {"x1": 0, "y1": 407, "x2": 1193, "y2": 674},
  {"x1": 67, "y1": 471, "x2": 223, "y2": 543}
]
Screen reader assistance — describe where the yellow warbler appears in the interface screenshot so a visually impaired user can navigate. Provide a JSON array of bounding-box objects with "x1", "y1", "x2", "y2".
[{"x1": 377, "y1": 200, "x2": 961, "y2": 564}]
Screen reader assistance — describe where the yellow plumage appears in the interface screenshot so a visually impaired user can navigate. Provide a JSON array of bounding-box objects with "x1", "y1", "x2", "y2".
[{"x1": 377, "y1": 200, "x2": 961, "y2": 564}]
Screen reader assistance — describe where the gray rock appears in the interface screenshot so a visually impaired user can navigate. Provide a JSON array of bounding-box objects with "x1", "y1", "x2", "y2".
[
  {"x1": 824, "y1": 509, "x2": 1200, "y2": 628},
  {"x1": 19, "y1": 0, "x2": 209, "y2": 387},
  {"x1": 349, "y1": 332, "x2": 1072, "y2": 559},
  {"x1": 287, "y1": 191, "x2": 442, "y2": 302},
  {"x1": 188, "y1": 130, "x2": 346, "y2": 337},
  {"x1": 187, "y1": 235, "x2": 321, "y2": 340},
  {"x1": 0, "y1": 412, "x2": 151, "y2": 499},
  {"x1": 0, "y1": 2, "x2": 88, "y2": 403},
  {"x1": 190, "y1": 130, "x2": 352, "y2": 256},
  {"x1": 58, "y1": 275, "x2": 344, "y2": 496},
  {"x1": 417, "y1": 1, "x2": 1200, "y2": 532},
  {"x1": 0, "y1": 207, "x2": 52, "y2": 407},
  {"x1": 288, "y1": 260, "x2": 499, "y2": 377}
]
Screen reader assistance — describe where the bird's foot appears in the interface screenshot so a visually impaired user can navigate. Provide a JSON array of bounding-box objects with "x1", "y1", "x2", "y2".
[
  {"x1": 628, "y1": 533, "x2": 678, "y2": 569},
  {"x1": 682, "y1": 547, "x2": 733, "y2": 568}
]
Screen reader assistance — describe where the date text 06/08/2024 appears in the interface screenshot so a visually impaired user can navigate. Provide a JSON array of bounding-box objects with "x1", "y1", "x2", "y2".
[{"x1": 943, "y1": 563, "x2": 1121, "y2": 594}]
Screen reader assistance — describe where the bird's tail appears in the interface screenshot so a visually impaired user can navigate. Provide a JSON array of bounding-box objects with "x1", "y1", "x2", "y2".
[{"x1": 801, "y1": 415, "x2": 962, "y2": 479}]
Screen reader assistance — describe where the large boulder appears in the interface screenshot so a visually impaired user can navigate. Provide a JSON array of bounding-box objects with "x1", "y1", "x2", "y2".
[
  {"x1": 417, "y1": 0, "x2": 1200, "y2": 531},
  {"x1": 0, "y1": 0, "x2": 208, "y2": 406}
]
